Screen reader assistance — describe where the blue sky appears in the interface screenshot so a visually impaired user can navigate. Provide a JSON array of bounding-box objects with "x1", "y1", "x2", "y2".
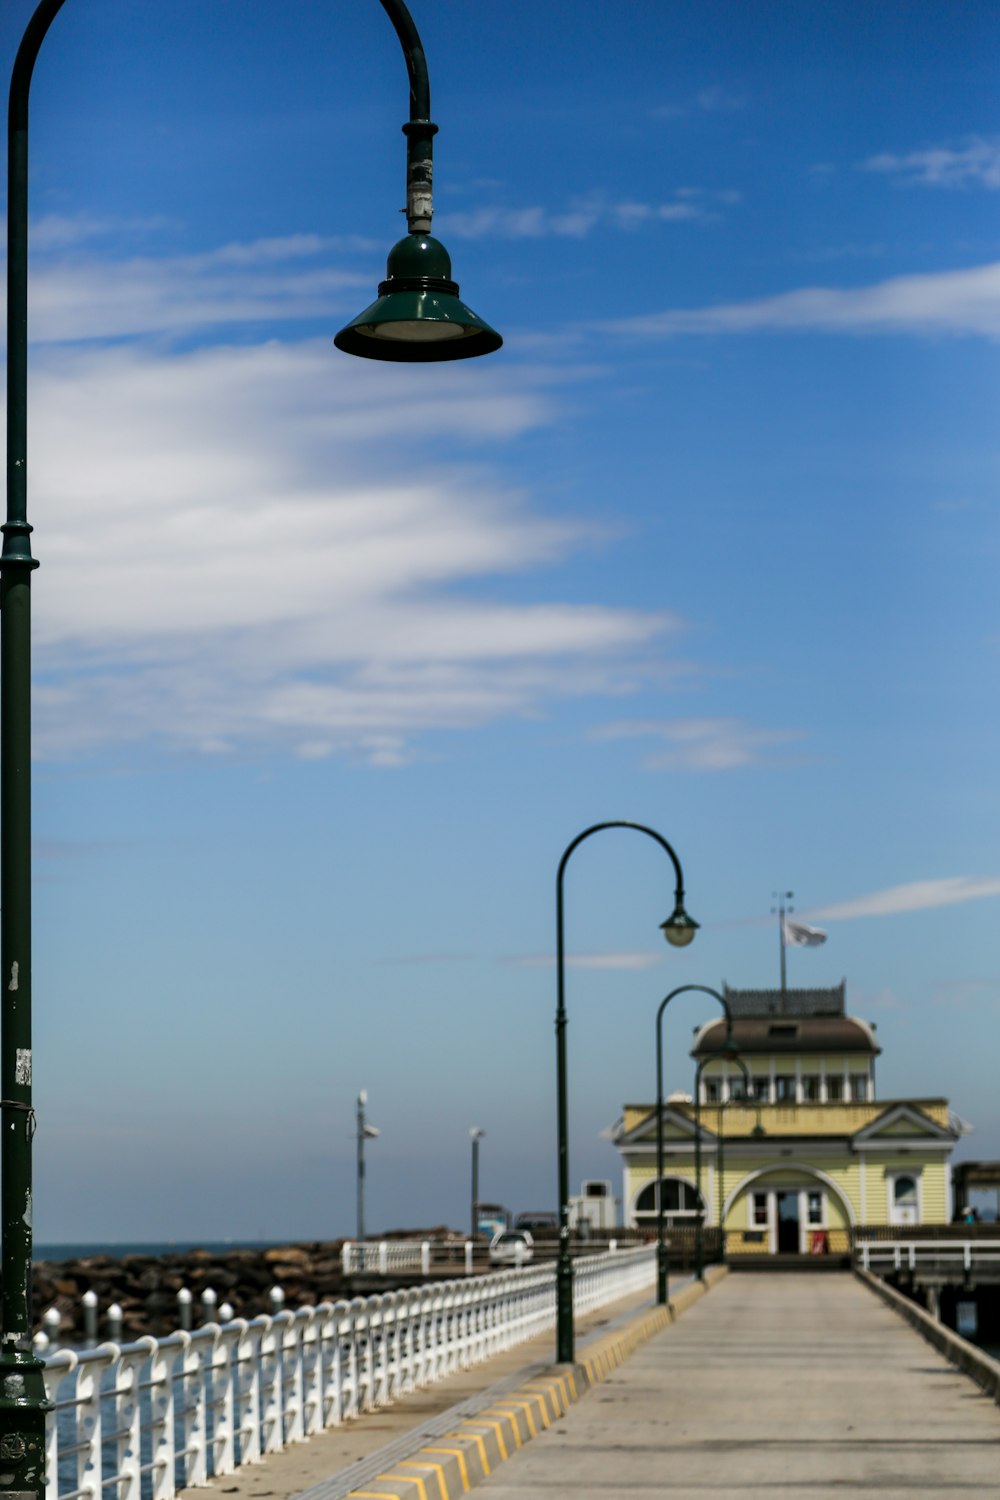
[{"x1": 3, "y1": 0, "x2": 1000, "y2": 1243}]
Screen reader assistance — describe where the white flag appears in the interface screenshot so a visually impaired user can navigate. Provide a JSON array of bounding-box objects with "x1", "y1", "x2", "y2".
[{"x1": 783, "y1": 917, "x2": 827, "y2": 948}]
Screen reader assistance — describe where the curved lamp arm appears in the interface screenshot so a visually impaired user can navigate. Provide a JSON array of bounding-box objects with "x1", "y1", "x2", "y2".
[{"x1": 653, "y1": 983, "x2": 732, "y2": 1302}]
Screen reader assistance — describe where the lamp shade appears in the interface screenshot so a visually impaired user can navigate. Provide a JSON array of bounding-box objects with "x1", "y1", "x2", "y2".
[
  {"x1": 335, "y1": 234, "x2": 502, "y2": 362},
  {"x1": 659, "y1": 904, "x2": 699, "y2": 948}
]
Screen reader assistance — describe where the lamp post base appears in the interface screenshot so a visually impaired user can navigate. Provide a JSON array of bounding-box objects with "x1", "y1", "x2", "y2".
[
  {"x1": 0, "y1": 1350, "x2": 49, "y2": 1500},
  {"x1": 555, "y1": 1253, "x2": 574, "y2": 1363},
  {"x1": 656, "y1": 1242, "x2": 669, "y2": 1305}
]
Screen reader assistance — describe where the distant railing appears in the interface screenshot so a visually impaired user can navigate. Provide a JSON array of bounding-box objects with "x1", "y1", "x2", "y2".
[
  {"x1": 36, "y1": 1245, "x2": 655, "y2": 1500},
  {"x1": 339, "y1": 1235, "x2": 636, "y2": 1276},
  {"x1": 855, "y1": 1239, "x2": 1000, "y2": 1275}
]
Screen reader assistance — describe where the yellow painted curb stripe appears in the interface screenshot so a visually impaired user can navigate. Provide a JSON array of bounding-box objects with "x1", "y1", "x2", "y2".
[
  {"x1": 445, "y1": 1431, "x2": 490, "y2": 1475},
  {"x1": 494, "y1": 1397, "x2": 537, "y2": 1437},
  {"x1": 379, "y1": 1475, "x2": 427, "y2": 1500},
  {"x1": 468, "y1": 1417, "x2": 508, "y2": 1462},
  {"x1": 480, "y1": 1408, "x2": 523, "y2": 1449},
  {"x1": 522, "y1": 1382, "x2": 561, "y2": 1421},
  {"x1": 399, "y1": 1461, "x2": 449, "y2": 1500},
  {"x1": 422, "y1": 1448, "x2": 470, "y2": 1494}
]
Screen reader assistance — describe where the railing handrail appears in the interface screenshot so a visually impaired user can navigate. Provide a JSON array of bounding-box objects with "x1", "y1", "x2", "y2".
[{"x1": 37, "y1": 1246, "x2": 657, "y2": 1500}]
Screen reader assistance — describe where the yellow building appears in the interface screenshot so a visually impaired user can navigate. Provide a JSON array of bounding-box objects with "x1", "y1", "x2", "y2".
[{"x1": 612, "y1": 984, "x2": 963, "y2": 1258}]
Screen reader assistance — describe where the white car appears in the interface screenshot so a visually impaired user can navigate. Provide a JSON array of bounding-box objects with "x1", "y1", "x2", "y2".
[{"x1": 488, "y1": 1229, "x2": 534, "y2": 1267}]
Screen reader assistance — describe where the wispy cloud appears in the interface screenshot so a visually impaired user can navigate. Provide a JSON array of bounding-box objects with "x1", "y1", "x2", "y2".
[
  {"x1": 21, "y1": 234, "x2": 370, "y2": 343},
  {"x1": 442, "y1": 190, "x2": 737, "y2": 241},
  {"x1": 591, "y1": 717, "x2": 805, "y2": 771},
  {"x1": 606, "y1": 260, "x2": 1000, "y2": 342},
  {"x1": 20, "y1": 337, "x2": 678, "y2": 763},
  {"x1": 507, "y1": 951, "x2": 665, "y2": 971},
  {"x1": 650, "y1": 86, "x2": 748, "y2": 121},
  {"x1": 863, "y1": 137, "x2": 1000, "y2": 190},
  {"x1": 811, "y1": 876, "x2": 1000, "y2": 922},
  {"x1": 930, "y1": 977, "x2": 1000, "y2": 1009}
]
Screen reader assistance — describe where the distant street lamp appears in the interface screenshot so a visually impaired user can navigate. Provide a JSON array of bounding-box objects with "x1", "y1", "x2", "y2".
[
  {"x1": 356, "y1": 1090, "x2": 381, "y2": 1241},
  {"x1": 470, "y1": 1127, "x2": 485, "y2": 1241},
  {"x1": 716, "y1": 1076, "x2": 766, "y2": 1237},
  {"x1": 4, "y1": 2, "x2": 499, "y2": 1487},
  {"x1": 654, "y1": 985, "x2": 733, "y2": 1305},
  {"x1": 555, "y1": 821, "x2": 698, "y2": 1364},
  {"x1": 693, "y1": 1052, "x2": 752, "y2": 1281}
]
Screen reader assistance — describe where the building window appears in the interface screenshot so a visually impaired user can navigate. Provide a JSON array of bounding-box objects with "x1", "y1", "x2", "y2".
[
  {"x1": 751, "y1": 1078, "x2": 769, "y2": 1102},
  {"x1": 850, "y1": 1075, "x2": 868, "y2": 1102},
  {"x1": 894, "y1": 1176, "x2": 917, "y2": 1206},
  {"x1": 826, "y1": 1075, "x2": 844, "y2": 1102},
  {"x1": 806, "y1": 1190, "x2": 823, "y2": 1225},
  {"x1": 801, "y1": 1075, "x2": 820, "y2": 1102},
  {"x1": 752, "y1": 1192, "x2": 769, "y2": 1228},
  {"x1": 704, "y1": 1079, "x2": 721, "y2": 1102},
  {"x1": 889, "y1": 1171, "x2": 920, "y2": 1225},
  {"x1": 634, "y1": 1178, "x2": 704, "y2": 1224},
  {"x1": 775, "y1": 1075, "x2": 796, "y2": 1103}
]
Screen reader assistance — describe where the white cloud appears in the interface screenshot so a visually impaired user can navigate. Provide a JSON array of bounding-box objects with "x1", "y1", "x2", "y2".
[
  {"x1": 606, "y1": 260, "x2": 1000, "y2": 341},
  {"x1": 592, "y1": 717, "x2": 805, "y2": 771},
  {"x1": 863, "y1": 137, "x2": 1000, "y2": 190},
  {"x1": 441, "y1": 190, "x2": 735, "y2": 241},
  {"x1": 811, "y1": 877, "x2": 1000, "y2": 922},
  {"x1": 16, "y1": 337, "x2": 677, "y2": 762},
  {"x1": 24, "y1": 235, "x2": 370, "y2": 342}
]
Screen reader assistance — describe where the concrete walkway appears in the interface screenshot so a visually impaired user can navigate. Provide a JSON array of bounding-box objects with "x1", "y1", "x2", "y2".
[
  {"x1": 474, "y1": 1272, "x2": 1000, "y2": 1499},
  {"x1": 180, "y1": 1282, "x2": 674, "y2": 1500}
]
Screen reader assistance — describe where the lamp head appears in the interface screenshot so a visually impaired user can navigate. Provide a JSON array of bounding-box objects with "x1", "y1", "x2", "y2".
[
  {"x1": 721, "y1": 1035, "x2": 741, "y2": 1056},
  {"x1": 659, "y1": 902, "x2": 699, "y2": 948},
  {"x1": 335, "y1": 234, "x2": 502, "y2": 362}
]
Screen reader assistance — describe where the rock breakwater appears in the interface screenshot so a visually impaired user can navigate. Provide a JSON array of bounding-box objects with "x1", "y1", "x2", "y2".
[{"x1": 31, "y1": 1240, "x2": 351, "y2": 1341}]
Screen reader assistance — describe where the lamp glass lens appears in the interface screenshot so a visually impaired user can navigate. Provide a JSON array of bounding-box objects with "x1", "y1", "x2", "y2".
[
  {"x1": 365, "y1": 319, "x2": 468, "y2": 342},
  {"x1": 663, "y1": 923, "x2": 696, "y2": 948}
]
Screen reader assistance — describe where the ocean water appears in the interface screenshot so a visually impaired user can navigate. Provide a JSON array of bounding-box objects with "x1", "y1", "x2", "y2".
[{"x1": 34, "y1": 1239, "x2": 284, "y2": 1262}]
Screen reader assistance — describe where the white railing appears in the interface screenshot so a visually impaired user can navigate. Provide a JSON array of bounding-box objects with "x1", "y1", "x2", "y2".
[
  {"x1": 38, "y1": 1246, "x2": 655, "y2": 1500},
  {"x1": 857, "y1": 1239, "x2": 1000, "y2": 1274}
]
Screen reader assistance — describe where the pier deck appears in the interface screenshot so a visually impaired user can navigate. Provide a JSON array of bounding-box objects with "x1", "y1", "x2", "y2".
[{"x1": 476, "y1": 1271, "x2": 1000, "y2": 1499}]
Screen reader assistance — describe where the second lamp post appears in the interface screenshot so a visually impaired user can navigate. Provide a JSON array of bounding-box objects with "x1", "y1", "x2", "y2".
[{"x1": 555, "y1": 820, "x2": 698, "y2": 1364}]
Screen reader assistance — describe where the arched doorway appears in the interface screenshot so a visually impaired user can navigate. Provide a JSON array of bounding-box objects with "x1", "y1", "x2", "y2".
[{"x1": 725, "y1": 1166, "x2": 855, "y2": 1254}]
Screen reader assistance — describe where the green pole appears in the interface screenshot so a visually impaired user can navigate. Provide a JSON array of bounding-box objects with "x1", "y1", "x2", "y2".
[
  {"x1": 3, "y1": 3, "x2": 474, "y2": 1490},
  {"x1": 1, "y1": 6, "x2": 65, "y2": 1493},
  {"x1": 556, "y1": 822, "x2": 695, "y2": 1364}
]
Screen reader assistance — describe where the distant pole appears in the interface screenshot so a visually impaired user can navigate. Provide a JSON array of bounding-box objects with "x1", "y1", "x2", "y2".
[
  {"x1": 356, "y1": 1090, "x2": 380, "y2": 1239},
  {"x1": 470, "y1": 1127, "x2": 484, "y2": 1241},
  {"x1": 357, "y1": 1092, "x2": 367, "y2": 1239},
  {"x1": 772, "y1": 890, "x2": 793, "y2": 995}
]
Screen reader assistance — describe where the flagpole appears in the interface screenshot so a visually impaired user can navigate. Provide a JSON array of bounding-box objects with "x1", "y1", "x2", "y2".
[{"x1": 773, "y1": 890, "x2": 793, "y2": 995}]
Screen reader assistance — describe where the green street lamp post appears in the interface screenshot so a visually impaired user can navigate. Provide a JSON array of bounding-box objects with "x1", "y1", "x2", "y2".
[
  {"x1": 555, "y1": 821, "x2": 698, "y2": 1364},
  {"x1": 693, "y1": 1052, "x2": 751, "y2": 1280},
  {"x1": 4, "y1": 2, "x2": 501, "y2": 1491},
  {"x1": 470, "y1": 1127, "x2": 484, "y2": 1243},
  {"x1": 715, "y1": 1072, "x2": 765, "y2": 1242},
  {"x1": 654, "y1": 985, "x2": 733, "y2": 1305}
]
